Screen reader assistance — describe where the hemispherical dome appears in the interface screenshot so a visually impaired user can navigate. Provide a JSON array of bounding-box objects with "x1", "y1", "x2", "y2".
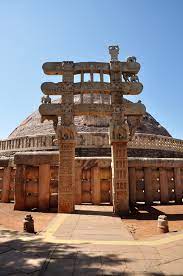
[{"x1": 8, "y1": 98, "x2": 171, "y2": 139}]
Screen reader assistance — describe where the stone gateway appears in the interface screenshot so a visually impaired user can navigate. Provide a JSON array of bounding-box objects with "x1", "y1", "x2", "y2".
[{"x1": 39, "y1": 46, "x2": 145, "y2": 214}]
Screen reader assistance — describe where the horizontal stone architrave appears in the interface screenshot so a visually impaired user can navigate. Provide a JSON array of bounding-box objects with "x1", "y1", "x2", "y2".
[
  {"x1": 14, "y1": 152, "x2": 183, "y2": 168},
  {"x1": 41, "y1": 81, "x2": 143, "y2": 96},
  {"x1": 42, "y1": 61, "x2": 140, "y2": 75},
  {"x1": 39, "y1": 102, "x2": 145, "y2": 117},
  {"x1": 14, "y1": 151, "x2": 59, "y2": 165}
]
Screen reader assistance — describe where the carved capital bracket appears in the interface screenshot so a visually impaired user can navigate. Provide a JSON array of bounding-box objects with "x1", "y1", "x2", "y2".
[
  {"x1": 109, "y1": 118, "x2": 130, "y2": 144},
  {"x1": 56, "y1": 124, "x2": 76, "y2": 143}
]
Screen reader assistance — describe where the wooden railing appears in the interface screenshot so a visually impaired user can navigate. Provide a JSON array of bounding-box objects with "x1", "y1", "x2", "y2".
[{"x1": 0, "y1": 132, "x2": 183, "y2": 153}]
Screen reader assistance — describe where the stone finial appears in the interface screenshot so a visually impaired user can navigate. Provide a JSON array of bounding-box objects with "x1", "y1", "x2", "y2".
[{"x1": 108, "y1": 45, "x2": 119, "y2": 61}]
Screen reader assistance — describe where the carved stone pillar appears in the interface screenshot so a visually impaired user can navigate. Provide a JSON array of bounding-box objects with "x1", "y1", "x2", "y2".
[
  {"x1": 58, "y1": 140, "x2": 75, "y2": 213},
  {"x1": 111, "y1": 142, "x2": 129, "y2": 214}
]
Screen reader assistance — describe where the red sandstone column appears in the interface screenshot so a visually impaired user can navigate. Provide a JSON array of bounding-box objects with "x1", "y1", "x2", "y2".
[
  {"x1": 39, "y1": 164, "x2": 50, "y2": 211},
  {"x1": 144, "y1": 167, "x2": 153, "y2": 204},
  {"x1": 159, "y1": 168, "x2": 169, "y2": 204},
  {"x1": 174, "y1": 167, "x2": 182, "y2": 203},
  {"x1": 129, "y1": 167, "x2": 136, "y2": 205},
  {"x1": 1, "y1": 167, "x2": 11, "y2": 203},
  {"x1": 58, "y1": 141, "x2": 75, "y2": 213},
  {"x1": 75, "y1": 161, "x2": 82, "y2": 205},
  {"x1": 91, "y1": 166, "x2": 101, "y2": 205},
  {"x1": 14, "y1": 165, "x2": 25, "y2": 210},
  {"x1": 112, "y1": 142, "x2": 129, "y2": 214}
]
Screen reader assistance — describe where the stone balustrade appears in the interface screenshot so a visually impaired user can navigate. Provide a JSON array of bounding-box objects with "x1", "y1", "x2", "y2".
[
  {"x1": 1, "y1": 153, "x2": 180, "y2": 210},
  {"x1": 0, "y1": 133, "x2": 183, "y2": 154}
]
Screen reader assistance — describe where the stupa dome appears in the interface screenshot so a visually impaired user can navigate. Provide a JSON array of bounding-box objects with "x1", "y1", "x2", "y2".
[{"x1": 8, "y1": 98, "x2": 171, "y2": 139}]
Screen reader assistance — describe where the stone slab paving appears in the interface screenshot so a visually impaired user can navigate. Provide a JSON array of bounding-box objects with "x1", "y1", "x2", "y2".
[
  {"x1": 0, "y1": 205, "x2": 183, "y2": 275},
  {"x1": 54, "y1": 205, "x2": 133, "y2": 241}
]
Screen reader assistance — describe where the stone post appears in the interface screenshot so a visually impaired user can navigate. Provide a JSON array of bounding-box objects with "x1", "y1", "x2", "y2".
[
  {"x1": 129, "y1": 167, "x2": 136, "y2": 205},
  {"x1": 91, "y1": 166, "x2": 101, "y2": 205},
  {"x1": 159, "y1": 168, "x2": 169, "y2": 204},
  {"x1": 75, "y1": 161, "x2": 82, "y2": 205},
  {"x1": 1, "y1": 167, "x2": 11, "y2": 203},
  {"x1": 39, "y1": 164, "x2": 50, "y2": 211},
  {"x1": 144, "y1": 167, "x2": 153, "y2": 204},
  {"x1": 14, "y1": 165, "x2": 25, "y2": 210},
  {"x1": 174, "y1": 167, "x2": 182, "y2": 203}
]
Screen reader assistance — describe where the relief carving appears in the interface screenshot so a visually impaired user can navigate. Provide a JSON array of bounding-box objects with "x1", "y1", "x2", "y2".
[{"x1": 41, "y1": 95, "x2": 51, "y2": 104}]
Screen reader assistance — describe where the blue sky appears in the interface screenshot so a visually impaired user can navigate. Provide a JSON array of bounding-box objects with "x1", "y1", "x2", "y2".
[{"x1": 0, "y1": 0, "x2": 182, "y2": 139}]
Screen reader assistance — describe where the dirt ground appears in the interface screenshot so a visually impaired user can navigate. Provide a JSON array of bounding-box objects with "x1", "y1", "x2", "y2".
[
  {"x1": 0, "y1": 203, "x2": 56, "y2": 233},
  {"x1": 0, "y1": 203, "x2": 182, "y2": 239},
  {"x1": 122, "y1": 204, "x2": 183, "y2": 240}
]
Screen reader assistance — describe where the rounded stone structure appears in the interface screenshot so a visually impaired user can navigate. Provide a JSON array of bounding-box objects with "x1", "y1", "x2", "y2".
[{"x1": 9, "y1": 98, "x2": 171, "y2": 139}]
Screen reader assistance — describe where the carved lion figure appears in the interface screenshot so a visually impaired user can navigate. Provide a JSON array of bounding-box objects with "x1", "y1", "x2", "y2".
[
  {"x1": 127, "y1": 56, "x2": 137, "y2": 63},
  {"x1": 41, "y1": 95, "x2": 51, "y2": 104}
]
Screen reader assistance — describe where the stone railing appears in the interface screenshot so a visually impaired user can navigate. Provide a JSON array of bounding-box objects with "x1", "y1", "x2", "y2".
[
  {"x1": 128, "y1": 133, "x2": 183, "y2": 152},
  {"x1": 0, "y1": 132, "x2": 183, "y2": 154},
  {"x1": 5, "y1": 153, "x2": 183, "y2": 210}
]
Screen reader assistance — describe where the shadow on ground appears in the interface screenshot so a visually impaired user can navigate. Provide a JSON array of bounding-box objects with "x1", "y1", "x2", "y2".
[
  {"x1": 126, "y1": 204, "x2": 183, "y2": 221},
  {"x1": 0, "y1": 229, "x2": 165, "y2": 275}
]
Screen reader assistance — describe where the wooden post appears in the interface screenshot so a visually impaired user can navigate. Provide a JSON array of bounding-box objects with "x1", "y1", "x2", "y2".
[
  {"x1": 174, "y1": 167, "x2": 182, "y2": 203},
  {"x1": 159, "y1": 168, "x2": 169, "y2": 204},
  {"x1": 144, "y1": 167, "x2": 153, "y2": 204},
  {"x1": 39, "y1": 164, "x2": 50, "y2": 211},
  {"x1": 129, "y1": 167, "x2": 136, "y2": 206},
  {"x1": 91, "y1": 166, "x2": 100, "y2": 205},
  {"x1": 1, "y1": 167, "x2": 11, "y2": 203},
  {"x1": 14, "y1": 165, "x2": 25, "y2": 210}
]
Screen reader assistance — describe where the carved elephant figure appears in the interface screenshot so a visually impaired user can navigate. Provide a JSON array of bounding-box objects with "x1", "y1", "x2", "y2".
[
  {"x1": 111, "y1": 122, "x2": 129, "y2": 140},
  {"x1": 127, "y1": 56, "x2": 137, "y2": 63},
  {"x1": 130, "y1": 75, "x2": 139, "y2": 83},
  {"x1": 41, "y1": 95, "x2": 51, "y2": 104},
  {"x1": 57, "y1": 125, "x2": 75, "y2": 140}
]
